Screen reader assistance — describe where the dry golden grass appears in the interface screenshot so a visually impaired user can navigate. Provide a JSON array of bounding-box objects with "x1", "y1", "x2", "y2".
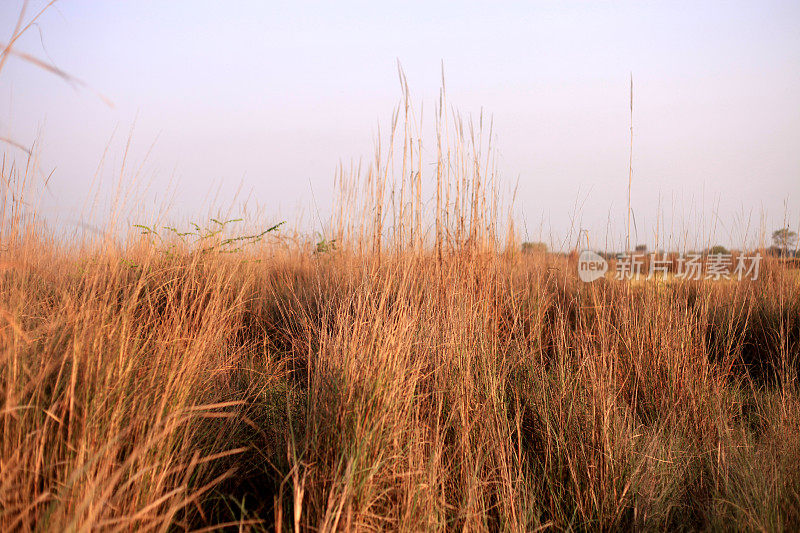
[
  {"x1": 2, "y1": 51, "x2": 799, "y2": 530},
  {"x1": 2, "y1": 226, "x2": 799, "y2": 531}
]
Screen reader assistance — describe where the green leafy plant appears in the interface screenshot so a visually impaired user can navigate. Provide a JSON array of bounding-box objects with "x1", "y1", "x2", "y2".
[
  {"x1": 131, "y1": 218, "x2": 284, "y2": 259},
  {"x1": 314, "y1": 235, "x2": 337, "y2": 254}
]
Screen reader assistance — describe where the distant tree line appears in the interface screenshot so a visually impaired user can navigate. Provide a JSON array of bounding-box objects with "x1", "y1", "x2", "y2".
[{"x1": 520, "y1": 227, "x2": 800, "y2": 258}]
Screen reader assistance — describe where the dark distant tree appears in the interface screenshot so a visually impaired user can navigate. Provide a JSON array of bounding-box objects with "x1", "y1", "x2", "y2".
[
  {"x1": 521, "y1": 241, "x2": 547, "y2": 254},
  {"x1": 772, "y1": 228, "x2": 798, "y2": 256},
  {"x1": 634, "y1": 244, "x2": 647, "y2": 254},
  {"x1": 705, "y1": 245, "x2": 729, "y2": 255}
]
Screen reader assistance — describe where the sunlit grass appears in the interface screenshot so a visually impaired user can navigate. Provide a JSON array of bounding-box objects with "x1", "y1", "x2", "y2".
[{"x1": 2, "y1": 66, "x2": 798, "y2": 531}]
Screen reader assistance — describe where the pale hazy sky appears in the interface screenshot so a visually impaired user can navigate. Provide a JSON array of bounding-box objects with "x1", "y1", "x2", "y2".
[{"x1": 2, "y1": 0, "x2": 799, "y2": 249}]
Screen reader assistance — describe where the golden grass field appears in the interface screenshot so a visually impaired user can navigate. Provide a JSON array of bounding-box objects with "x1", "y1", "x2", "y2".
[
  {"x1": 2, "y1": 219, "x2": 799, "y2": 531},
  {"x1": 2, "y1": 35, "x2": 799, "y2": 530},
  {"x1": 3, "y1": 137, "x2": 800, "y2": 533}
]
